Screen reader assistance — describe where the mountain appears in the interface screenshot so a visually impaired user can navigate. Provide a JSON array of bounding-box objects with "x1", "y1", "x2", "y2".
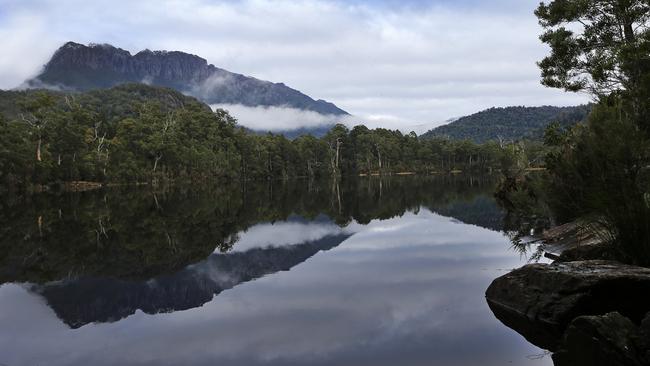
[
  {"x1": 24, "y1": 41, "x2": 348, "y2": 128},
  {"x1": 420, "y1": 105, "x2": 592, "y2": 143}
]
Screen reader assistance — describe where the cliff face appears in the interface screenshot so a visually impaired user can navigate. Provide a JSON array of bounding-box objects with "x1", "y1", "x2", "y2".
[{"x1": 27, "y1": 42, "x2": 348, "y2": 116}]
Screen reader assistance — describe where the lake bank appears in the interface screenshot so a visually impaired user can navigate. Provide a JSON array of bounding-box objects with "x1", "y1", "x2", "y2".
[{"x1": 486, "y1": 220, "x2": 650, "y2": 365}]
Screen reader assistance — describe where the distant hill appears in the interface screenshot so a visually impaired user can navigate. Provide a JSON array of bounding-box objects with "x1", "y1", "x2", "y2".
[
  {"x1": 22, "y1": 41, "x2": 348, "y2": 136},
  {"x1": 420, "y1": 105, "x2": 592, "y2": 143}
]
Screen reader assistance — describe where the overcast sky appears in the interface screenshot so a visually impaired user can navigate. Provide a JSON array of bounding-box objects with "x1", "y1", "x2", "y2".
[{"x1": 0, "y1": 0, "x2": 590, "y2": 132}]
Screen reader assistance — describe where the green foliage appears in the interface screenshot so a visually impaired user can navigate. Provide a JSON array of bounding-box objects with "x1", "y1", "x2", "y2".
[
  {"x1": 543, "y1": 101, "x2": 650, "y2": 264},
  {"x1": 0, "y1": 84, "x2": 532, "y2": 189},
  {"x1": 536, "y1": 0, "x2": 650, "y2": 134},
  {"x1": 536, "y1": 0, "x2": 650, "y2": 94},
  {"x1": 500, "y1": 1, "x2": 650, "y2": 265},
  {"x1": 420, "y1": 105, "x2": 591, "y2": 143}
]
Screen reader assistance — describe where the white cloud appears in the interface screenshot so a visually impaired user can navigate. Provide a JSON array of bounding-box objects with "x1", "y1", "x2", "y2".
[
  {"x1": 0, "y1": 12, "x2": 59, "y2": 88},
  {"x1": 189, "y1": 72, "x2": 236, "y2": 99},
  {"x1": 212, "y1": 103, "x2": 427, "y2": 134},
  {"x1": 212, "y1": 104, "x2": 341, "y2": 132},
  {"x1": 0, "y1": 0, "x2": 590, "y2": 129}
]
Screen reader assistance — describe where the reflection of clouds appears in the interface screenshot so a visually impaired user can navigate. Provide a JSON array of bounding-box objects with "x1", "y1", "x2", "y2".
[
  {"x1": 227, "y1": 220, "x2": 356, "y2": 253},
  {"x1": 0, "y1": 208, "x2": 551, "y2": 366}
]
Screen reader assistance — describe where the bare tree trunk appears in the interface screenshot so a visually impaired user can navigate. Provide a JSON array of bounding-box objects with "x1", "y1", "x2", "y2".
[
  {"x1": 336, "y1": 180, "x2": 341, "y2": 214},
  {"x1": 36, "y1": 137, "x2": 42, "y2": 162},
  {"x1": 335, "y1": 138, "x2": 341, "y2": 171},
  {"x1": 38, "y1": 215, "x2": 43, "y2": 237},
  {"x1": 378, "y1": 150, "x2": 382, "y2": 171},
  {"x1": 153, "y1": 153, "x2": 162, "y2": 172},
  {"x1": 153, "y1": 193, "x2": 161, "y2": 210}
]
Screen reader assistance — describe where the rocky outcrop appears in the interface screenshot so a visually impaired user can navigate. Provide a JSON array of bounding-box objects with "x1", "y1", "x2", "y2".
[
  {"x1": 552, "y1": 312, "x2": 649, "y2": 366},
  {"x1": 485, "y1": 260, "x2": 650, "y2": 351},
  {"x1": 539, "y1": 220, "x2": 628, "y2": 262},
  {"x1": 541, "y1": 220, "x2": 607, "y2": 253},
  {"x1": 557, "y1": 241, "x2": 625, "y2": 262},
  {"x1": 26, "y1": 41, "x2": 348, "y2": 117}
]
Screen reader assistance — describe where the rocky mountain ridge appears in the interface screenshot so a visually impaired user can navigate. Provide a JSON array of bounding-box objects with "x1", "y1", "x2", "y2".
[{"x1": 26, "y1": 41, "x2": 348, "y2": 117}]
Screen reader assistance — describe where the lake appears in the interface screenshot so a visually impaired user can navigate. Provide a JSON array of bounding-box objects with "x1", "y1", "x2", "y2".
[{"x1": 0, "y1": 176, "x2": 551, "y2": 366}]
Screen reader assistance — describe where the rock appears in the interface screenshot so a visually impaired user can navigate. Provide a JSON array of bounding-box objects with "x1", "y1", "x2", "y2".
[
  {"x1": 558, "y1": 242, "x2": 624, "y2": 262},
  {"x1": 635, "y1": 312, "x2": 650, "y2": 364},
  {"x1": 541, "y1": 220, "x2": 607, "y2": 255},
  {"x1": 485, "y1": 260, "x2": 650, "y2": 351},
  {"x1": 552, "y1": 312, "x2": 643, "y2": 366},
  {"x1": 26, "y1": 42, "x2": 348, "y2": 117}
]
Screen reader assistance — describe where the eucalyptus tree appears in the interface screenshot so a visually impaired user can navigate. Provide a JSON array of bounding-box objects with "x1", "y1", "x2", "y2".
[
  {"x1": 529, "y1": 0, "x2": 650, "y2": 264},
  {"x1": 536, "y1": 0, "x2": 650, "y2": 129}
]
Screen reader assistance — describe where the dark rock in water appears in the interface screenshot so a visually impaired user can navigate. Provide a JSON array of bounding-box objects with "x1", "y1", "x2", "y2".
[
  {"x1": 552, "y1": 312, "x2": 643, "y2": 366},
  {"x1": 485, "y1": 260, "x2": 650, "y2": 351}
]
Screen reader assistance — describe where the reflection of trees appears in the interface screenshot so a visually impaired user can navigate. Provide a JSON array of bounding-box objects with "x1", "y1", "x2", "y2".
[{"x1": 0, "y1": 175, "x2": 503, "y2": 285}]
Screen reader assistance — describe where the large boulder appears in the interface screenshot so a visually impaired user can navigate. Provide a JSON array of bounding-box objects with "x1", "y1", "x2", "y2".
[
  {"x1": 485, "y1": 260, "x2": 650, "y2": 351},
  {"x1": 552, "y1": 312, "x2": 643, "y2": 366}
]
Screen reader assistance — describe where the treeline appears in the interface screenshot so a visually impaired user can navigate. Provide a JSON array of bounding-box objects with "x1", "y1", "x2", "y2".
[{"x1": 0, "y1": 84, "x2": 531, "y2": 189}]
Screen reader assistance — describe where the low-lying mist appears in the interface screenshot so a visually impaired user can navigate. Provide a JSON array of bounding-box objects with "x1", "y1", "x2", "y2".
[{"x1": 211, "y1": 104, "x2": 343, "y2": 132}]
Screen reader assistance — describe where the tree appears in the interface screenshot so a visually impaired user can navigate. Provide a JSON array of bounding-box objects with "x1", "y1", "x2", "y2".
[
  {"x1": 17, "y1": 92, "x2": 57, "y2": 162},
  {"x1": 1, "y1": 84, "x2": 516, "y2": 189},
  {"x1": 536, "y1": 0, "x2": 650, "y2": 129},
  {"x1": 324, "y1": 124, "x2": 349, "y2": 176},
  {"x1": 511, "y1": 0, "x2": 650, "y2": 265}
]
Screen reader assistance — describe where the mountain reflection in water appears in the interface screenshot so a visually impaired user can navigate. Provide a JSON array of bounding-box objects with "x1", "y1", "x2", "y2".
[
  {"x1": 35, "y1": 229, "x2": 352, "y2": 328},
  {"x1": 0, "y1": 176, "x2": 552, "y2": 366}
]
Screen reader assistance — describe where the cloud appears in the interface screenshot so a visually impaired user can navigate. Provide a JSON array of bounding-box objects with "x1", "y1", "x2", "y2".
[
  {"x1": 212, "y1": 104, "x2": 341, "y2": 132},
  {"x1": 212, "y1": 103, "x2": 428, "y2": 134},
  {"x1": 188, "y1": 72, "x2": 237, "y2": 100},
  {"x1": 0, "y1": 0, "x2": 590, "y2": 129},
  {"x1": 0, "y1": 12, "x2": 60, "y2": 89}
]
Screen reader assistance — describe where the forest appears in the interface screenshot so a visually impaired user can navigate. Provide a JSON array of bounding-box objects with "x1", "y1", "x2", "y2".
[
  {"x1": 499, "y1": 0, "x2": 650, "y2": 266},
  {"x1": 0, "y1": 84, "x2": 541, "y2": 190},
  {"x1": 421, "y1": 105, "x2": 592, "y2": 143}
]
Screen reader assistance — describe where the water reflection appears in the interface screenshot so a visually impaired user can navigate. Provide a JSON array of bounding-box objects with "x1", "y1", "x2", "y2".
[
  {"x1": 33, "y1": 227, "x2": 351, "y2": 328},
  {"x1": 0, "y1": 176, "x2": 502, "y2": 285},
  {"x1": 0, "y1": 176, "x2": 551, "y2": 366}
]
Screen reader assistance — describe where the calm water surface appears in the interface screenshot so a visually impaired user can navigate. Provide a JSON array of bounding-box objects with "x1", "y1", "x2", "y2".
[{"x1": 0, "y1": 177, "x2": 551, "y2": 366}]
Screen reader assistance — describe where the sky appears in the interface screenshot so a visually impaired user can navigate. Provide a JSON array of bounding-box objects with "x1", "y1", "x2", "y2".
[{"x1": 0, "y1": 0, "x2": 590, "y2": 132}]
